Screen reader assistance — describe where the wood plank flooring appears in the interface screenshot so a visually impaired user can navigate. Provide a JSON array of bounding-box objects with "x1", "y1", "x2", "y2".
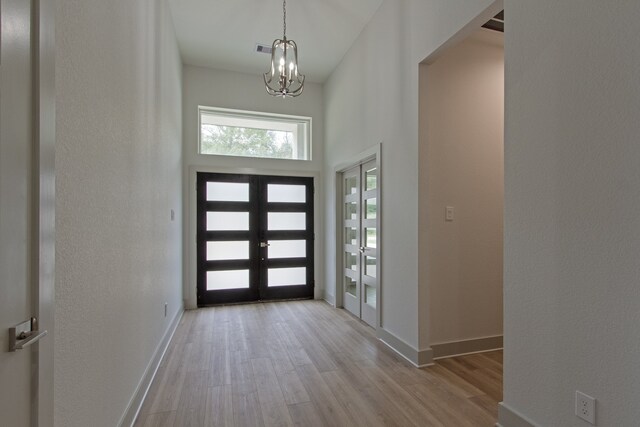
[{"x1": 135, "y1": 301, "x2": 502, "y2": 427}]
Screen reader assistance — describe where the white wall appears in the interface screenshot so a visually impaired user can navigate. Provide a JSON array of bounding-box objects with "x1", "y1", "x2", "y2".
[
  {"x1": 323, "y1": 0, "x2": 500, "y2": 360},
  {"x1": 54, "y1": 0, "x2": 183, "y2": 425},
  {"x1": 422, "y1": 30, "x2": 504, "y2": 348},
  {"x1": 182, "y1": 66, "x2": 324, "y2": 307},
  {"x1": 502, "y1": 1, "x2": 640, "y2": 426}
]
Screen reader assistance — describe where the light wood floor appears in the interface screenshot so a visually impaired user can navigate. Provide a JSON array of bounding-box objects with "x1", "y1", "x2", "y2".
[{"x1": 135, "y1": 300, "x2": 502, "y2": 427}]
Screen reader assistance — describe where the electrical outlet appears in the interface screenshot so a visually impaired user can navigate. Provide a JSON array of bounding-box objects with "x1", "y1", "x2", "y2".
[{"x1": 576, "y1": 391, "x2": 596, "y2": 424}]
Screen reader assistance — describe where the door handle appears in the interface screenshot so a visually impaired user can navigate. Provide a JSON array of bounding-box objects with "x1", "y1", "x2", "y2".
[
  {"x1": 260, "y1": 242, "x2": 271, "y2": 248},
  {"x1": 359, "y1": 246, "x2": 365, "y2": 253},
  {"x1": 9, "y1": 318, "x2": 48, "y2": 352}
]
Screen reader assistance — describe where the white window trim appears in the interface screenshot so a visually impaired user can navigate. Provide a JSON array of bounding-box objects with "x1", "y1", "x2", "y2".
[{"x1": 198, "y1": 106, "x2": 312, "y2": 161}]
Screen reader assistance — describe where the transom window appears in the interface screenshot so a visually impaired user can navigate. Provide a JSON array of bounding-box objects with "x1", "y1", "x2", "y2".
[{"x1": 199, "y1": 107, "x2": 311, "y2": 161}]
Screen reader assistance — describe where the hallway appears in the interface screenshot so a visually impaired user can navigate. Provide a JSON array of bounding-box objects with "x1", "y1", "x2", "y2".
[{"x1": 135, "y1": 301, "x2": 502, "y2": 426}]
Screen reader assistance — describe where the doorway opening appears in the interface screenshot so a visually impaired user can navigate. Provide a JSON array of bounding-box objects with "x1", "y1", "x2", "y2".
[
  {"x1": 196, "y1": 172, "x2": 314, "y2": 306},
  {"x1": 420, "y1": 12, "x2": 504, "y2": 359}
]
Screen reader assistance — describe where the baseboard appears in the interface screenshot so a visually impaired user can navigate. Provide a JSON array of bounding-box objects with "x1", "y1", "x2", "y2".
[
  {"x1": 118, "y1": 308, "x2": 184, "y2": 427},
  {"x1": 322, "y1": 297, "x2": 336, "y2": 307},
  {"x1": 497, "y1": 402, "x2": 538, "y2": 427},
  {"x1": 323, "y1": 293, "x2": 336, "y2": 306},
  {"x1": 377, "y1": 328, "x2": 433, "y2": 367},
  {"x1": 431, "y1": 335, "x2": 503, "y2": 359}
]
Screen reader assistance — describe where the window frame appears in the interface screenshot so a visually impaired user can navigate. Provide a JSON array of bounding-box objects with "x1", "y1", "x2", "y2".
[{"x1": 197, "y1": 106, "x2": 312, "y2": 162}]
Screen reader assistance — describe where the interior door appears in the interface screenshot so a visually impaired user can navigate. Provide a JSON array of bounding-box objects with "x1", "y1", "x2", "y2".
[
  {"x1": 196, "y1": 173, "x2": 314, "y2": 305},
  {"x1": 1, "y1": 0, "x2": 54, "y2": 425},
  {"x1": 360, "y1": 160, "x2": 378, "y2": 327},
  {"x1": 342, "y1": 167, "x2": 361, "y2": 318},
  {"x1": 342, "y1": 160, "x2": 378, "y2": 327}
]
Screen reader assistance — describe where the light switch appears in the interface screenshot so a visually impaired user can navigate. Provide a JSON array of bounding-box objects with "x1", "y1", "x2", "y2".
[{"x1": 445, "y1": 206, "x2": 454, "y2": 222}]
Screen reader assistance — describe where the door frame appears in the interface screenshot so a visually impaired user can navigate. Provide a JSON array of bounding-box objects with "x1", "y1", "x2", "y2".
[
  {"x1": 195, "y1": 172, "x2": 314, "y2": 305},
  {"x1": 34, "y1": 0, "x2": 56, "y2": 425},
  {"x1": 334, "y1": 144, "x2": 382, "y2": 330},
  {"x1": 186, "y1": 165, "x2": 322, "y2": 308}
]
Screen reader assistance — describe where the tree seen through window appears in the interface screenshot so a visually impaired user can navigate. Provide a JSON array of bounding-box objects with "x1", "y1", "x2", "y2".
[{"x1": 201, "y1": 125, "x2": 294, "y2": 159}]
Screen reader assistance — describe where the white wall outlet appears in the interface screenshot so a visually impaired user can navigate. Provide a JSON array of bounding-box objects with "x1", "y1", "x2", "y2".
[
  {"x1": 576, "y1": 391, "x2": 596, "y2": 424},
  {"x1": 445, "y1": 206, "x2": 454, "y2": 222}
]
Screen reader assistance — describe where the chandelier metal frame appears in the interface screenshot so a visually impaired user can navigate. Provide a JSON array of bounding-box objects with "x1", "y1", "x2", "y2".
[{"x1": 263, "y1": 0, "x2": 305, "y2": 98}]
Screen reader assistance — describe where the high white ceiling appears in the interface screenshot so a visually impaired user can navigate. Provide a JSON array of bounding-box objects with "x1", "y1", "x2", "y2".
[{"x1": 167, "y1": 0, "x2": 384, "y2": 83}]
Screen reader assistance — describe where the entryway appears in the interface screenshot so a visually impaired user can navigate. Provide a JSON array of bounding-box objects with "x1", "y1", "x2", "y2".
[
  {"x1": 196, "y1": 172, "x2": 314, "y2": 306},
  {"x1": 135, "y1": 301, "x2": 502, "y2": 426}
]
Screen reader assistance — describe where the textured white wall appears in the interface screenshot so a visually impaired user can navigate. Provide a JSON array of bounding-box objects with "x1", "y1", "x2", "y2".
[
  {"x1": 323, "y1": 0, "x2": 499, "y2": 352},
  {"x1": 423, "y1": 30, "x2": 504, "y2": 345},
  {"x1": 181, "y1": 66, "x2": 324, "y2": 308},
  {"x1": 503, "y1": 1, "x2": 640, "y2": 425},
  {"x1": 182, "y1": 66, "x2": 324, "y2": 173},
  {"x1": 55, "y1": 0, "x2": 183, "y2": 425}
]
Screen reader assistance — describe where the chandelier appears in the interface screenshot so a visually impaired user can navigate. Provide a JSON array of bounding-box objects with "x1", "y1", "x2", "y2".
[{"x1": 263, "y1": 0, "x2": 305, "y2": 98}]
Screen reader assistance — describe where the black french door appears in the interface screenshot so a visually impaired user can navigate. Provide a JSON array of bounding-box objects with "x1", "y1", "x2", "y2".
[{"x1": 197, "y1": 172, "x2": 314, "y2": 306}]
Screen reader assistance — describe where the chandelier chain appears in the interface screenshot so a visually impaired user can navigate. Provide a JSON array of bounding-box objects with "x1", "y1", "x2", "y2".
[{"x1": 283, "y1": 0, "x2": 287, "y2": 38}]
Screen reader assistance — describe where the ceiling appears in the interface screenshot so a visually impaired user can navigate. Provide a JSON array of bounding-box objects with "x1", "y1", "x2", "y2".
[{"x1": 167, "y1": 0, "x2": 384, "y2": 83}]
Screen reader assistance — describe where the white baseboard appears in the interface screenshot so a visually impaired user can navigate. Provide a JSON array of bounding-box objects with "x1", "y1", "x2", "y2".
[
  {"x1": 323, "y1": 293, "x2": 336, "y2": 306},
  {"x1": 497, "y1": 402, "x2": 538, "y2": 427},
  {"x1": 431, "y1": 335, "x2": 503, "y2": 359},
  {"x1": 118, "y1": 308, "x2": 184, "y2": 427},
  {"x1": 322, "y1": 297, "x2": 336, "y2": 307},
  {"x1": 377, "y1": 328, "x2": 433, "y2": 367}
]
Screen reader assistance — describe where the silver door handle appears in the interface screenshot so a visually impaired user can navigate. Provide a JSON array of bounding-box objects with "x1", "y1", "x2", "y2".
[
  {"x1": 260, "y1": 242, "x2": 271, "y2": 248},
  {"x1": 9, "y1": 318, "x2": 48, "y2": 352},
  {"x1": 359, "y1": 246, "x2": 365, "y2": 253}
]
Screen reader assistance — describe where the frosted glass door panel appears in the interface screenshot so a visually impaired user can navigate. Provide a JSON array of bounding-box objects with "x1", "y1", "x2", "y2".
[
  {"x1": 365, "y1": 228, "x2": 377, "y2": 248},
  {"x1": 345, "y1": 176, "x2": 357, "y2": 195},
  {"x1": 345, "y1": 276, "x2": 357, "y2": 296},
  {"x1": 268, "y1": 184, "x2": 306, "y2": 203},
  {"x1": 365, "y1": 198, "x2": 377, "y2": 219},
  {"x1": 207, "y1": 212, "x2": 249, "y2": 231},
  {"x1": 206, "y1": 270, "x2": 250, "y2": 290},
  {"x1": 345, "y1": 202, "x2": 357, "y2": 220},
  {"x1": 206, "y1": 182, "x2": 249, "y2": 202},
  {"x1": 365, "y1": 167, "x2": 377, "y2": 191},
  {"x1": 365, "y1": 285, "x2": 377, "y2": 308},
  {"x1": 345, "y1": 227, "x2": 357, "y2": 245},
  {"x1": 268, "y1": 267, "x2": 306, "y2": 287},
  {"x1": 365, "y1": 256, "x2": 377, "y2": 278},
  {"x1": 268, "y1": 212, "x2": 306, "y2": 230},
  {"x1": 268, "y1": 240, "x2": 306, "y2": 259},
  {"x1": 345, "y1": 252, "x2": 357, "y2": 272},
  {"x1": 207, "y1": 241, "x2": 249, "y2": 261}
]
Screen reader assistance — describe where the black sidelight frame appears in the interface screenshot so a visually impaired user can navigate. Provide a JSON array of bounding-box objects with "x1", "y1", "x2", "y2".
[{"x1": 196, "y1": 172, "x2": 314, "y2": 306}]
